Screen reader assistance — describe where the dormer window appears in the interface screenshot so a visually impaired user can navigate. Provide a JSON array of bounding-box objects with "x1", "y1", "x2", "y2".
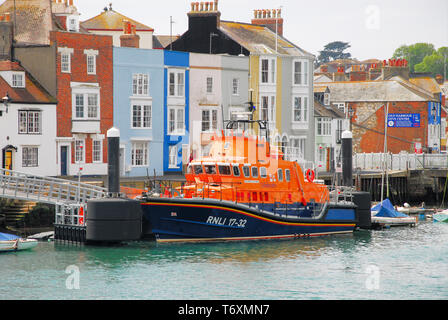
[
  {"x1": 324, "y1": 93, "x2": 330, "y2": 106},
  {"x1": 68, "y1": 15, "x2": 79, "y2": 32},
  {"x1": 12, "y1": 72, "x2": 25, "y2": 88}
]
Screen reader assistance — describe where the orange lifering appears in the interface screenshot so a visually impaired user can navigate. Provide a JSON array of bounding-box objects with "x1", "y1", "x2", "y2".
[{"x1": 306, "y1": 169, "x2": 315, "y2": 182}]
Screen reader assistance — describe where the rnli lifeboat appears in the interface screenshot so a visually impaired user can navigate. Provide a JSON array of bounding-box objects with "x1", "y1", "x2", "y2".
[{"x1": 141, "y1": 121, "x2": 359, "y2": 243}]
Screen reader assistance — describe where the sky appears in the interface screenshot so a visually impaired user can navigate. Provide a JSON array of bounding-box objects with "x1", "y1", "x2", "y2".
[{"x1": 73, "y1": 0, "x2": 447, "y2": 61}]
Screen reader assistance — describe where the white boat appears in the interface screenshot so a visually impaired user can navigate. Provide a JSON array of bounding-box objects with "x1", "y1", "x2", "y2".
[
  {"x1": 0, "y1": 232, "x2": 38, "y2": 253},
  {"x1": 433, "y1": 210, "x2": 448, "y2": 223}
]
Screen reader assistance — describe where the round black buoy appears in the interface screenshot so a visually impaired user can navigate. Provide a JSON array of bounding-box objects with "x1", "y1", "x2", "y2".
[{"x1": 341, "y1": 130, "x2": 353, "y2": 187}]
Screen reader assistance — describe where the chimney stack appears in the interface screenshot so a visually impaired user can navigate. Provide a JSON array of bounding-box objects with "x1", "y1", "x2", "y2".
[
  {"x1": 188, "y1": 0, "x2": 221, "y2": 30},
  {"x1": 381, "y1": 59, "x2": 410, "y2": 80},
  {"x1": 251, "y1": 8, "x2": 284, "y2": 36},
  {"x1": 120, "y1": 21, "x2": 140, "y2": 48},
  {"x1": 435, "y1": 74, "x2": 444, "y2": 85}
]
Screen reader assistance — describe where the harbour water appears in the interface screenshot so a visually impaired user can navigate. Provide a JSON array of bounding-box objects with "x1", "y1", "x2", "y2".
[{"x1": 1, "y1": 221, "x2": 447, "y2": 300}]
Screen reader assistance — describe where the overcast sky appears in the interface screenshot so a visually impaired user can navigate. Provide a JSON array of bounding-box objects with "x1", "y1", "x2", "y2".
[{"x1": 74, "y1": 0, "x2": 447, "y2": 61}]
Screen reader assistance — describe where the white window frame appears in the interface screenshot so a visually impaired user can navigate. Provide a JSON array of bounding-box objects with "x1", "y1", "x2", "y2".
[
  {"x1": 131, "y1": 103, "x2": 152, "y2": 129},
  {"x1": 259, "y1": 95, "x2": 276, "y2": 127},
  {"x1": 232, "y1": 78, "x2": 240, "y2": 95},
  {"x1": 84, "y1": 50, "x2": 99, "y2": 75},
  {"x1": 58, "y1": 47, "x2": 73, "y2": 73},
  {"x1": 71, "y1": 84, "x2": 101, "y2": 120},
  {"x1": 74, "y1": 140, "x2": 85, "y2": 163},
  {"x1": 168, "y1": 69, "x2": 185, "y2": 97},
  {"x1": 169, "y1": 145, "x2": 178, "y2": 168},
  {"x1": 12, "y1": 72, "x2": 25, "y2": 88},
  {"x1": 261, "y1": 57, "x2": 276, "y2": 84},
  {"x1": 201, "y1": 108, "x2": 218, "y2": 133},
  {"x1": 22, "y1": 146, "x2": 39, "y2": 168},
  {"x1": 293, "y1": 60, "x2": 309, "y2": 86},
  {"x1": 92, "y1": 139, "x2": 103, "y2": 163},
  {"x1": 206, "y1": 77, "x2": 213, "y2": 94},
  {"x1": 132, "y1": 73, "x2": 149, "y2": 96},
  {"x1": 292, "y1": 96, "x2": 309, "y2": 123},
  {"x1": 290, "y1": 137, "x2": 306, "y2": 160},
  {"x1": 87, "y1": 55, "x2": 96, "y2": 75},
  {"x1": 131, "y1": 141, "x2": 149, "y2": 167},
  {"x1": 168, "y1": 105, "x2": 185, "y2": 135},
  {"x1": 18, "y1": 110, "x2": 41, "y2": 134},
  {"x1": 317, "y1": 117, "x2": 332, "y2": 136}
]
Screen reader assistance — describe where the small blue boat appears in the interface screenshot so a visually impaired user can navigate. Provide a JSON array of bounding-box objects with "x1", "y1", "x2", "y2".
[{"x1": 371, "y1": 199, "x2": 417, "y2": 228}]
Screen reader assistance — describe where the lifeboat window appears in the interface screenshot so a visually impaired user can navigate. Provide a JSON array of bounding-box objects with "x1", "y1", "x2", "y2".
[
  {"x1": 205, "y1": 165, "x2": 217, "y2": 174},
  {"x1": 264, "y1": 192, "x2": 269, "y2": 201},
  {"x1": 260, "y1": 167, "x2": 267, "y2": 178},
  {"x1": 251, "y1": 167, "x2": 258, "y2": 178},
  {"x1": 232, "y1": 165, "x2": 240, "y2": 177},
  {"x1": 277, "y1": 169, "x2": 283, "y2": 181},
  {"x1": 187, "y1": 165, "x2": 193, "y2": 174},
  {"x1": 285, "y1": 169, "x2": 291, "y2": 182},
  {"x1": 242, "y1": 166, "x2": 250, "y2": 178},
  {"x1": 252, "y1": 192, "x2": 258, "y2": 201},
  {"x1": 193, "y1": 165, "x2": 203, "y2": 174},
  {"x1": 218, "y1": 165, "x2": 231, "y2": 175}
]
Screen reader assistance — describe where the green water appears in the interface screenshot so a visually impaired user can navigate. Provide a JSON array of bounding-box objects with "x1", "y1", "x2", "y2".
[{"x1": 1, "y1": 221, "x2": 447, "y2": 300}]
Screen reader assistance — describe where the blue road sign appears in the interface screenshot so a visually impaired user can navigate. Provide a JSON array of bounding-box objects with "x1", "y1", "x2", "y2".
[{"x1": 387, "y1": 113, "x2": 420, "y2": 128}]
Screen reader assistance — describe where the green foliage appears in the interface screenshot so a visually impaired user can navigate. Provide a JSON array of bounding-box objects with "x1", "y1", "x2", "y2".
[
  {"x1": 23, "y1": 204, "x2": 55, "y2": 227},
  {"x1": 392, "y1": 43, "x2": 436, "y2": 73},
  {"x1": 317, "y1": 41, "x2": 352, "y2": 66}
]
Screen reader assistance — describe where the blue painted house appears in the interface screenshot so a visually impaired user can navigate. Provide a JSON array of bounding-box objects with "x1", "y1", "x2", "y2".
[
  {"x1": 164, "y1": 50, "x2": 190, "y2": 174},
  {"x1": 113, "y1": 47, "x2": 165, "y2": 177}
]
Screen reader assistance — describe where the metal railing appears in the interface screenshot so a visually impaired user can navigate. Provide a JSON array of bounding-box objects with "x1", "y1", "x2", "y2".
[
  {"x1": 353, "y1": 153, "x2": 448, "y2": 171},
  {"x1": 0, "y1": 168, "x2": 106, "y2": 205},
  {"x1": 0, "y1": 168, "x2": 107, "y2": 228}
]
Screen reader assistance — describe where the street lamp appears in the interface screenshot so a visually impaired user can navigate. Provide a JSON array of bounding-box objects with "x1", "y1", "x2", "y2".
[{"x1": 1, "y1": 92, "x2": 11, "y2": 116}]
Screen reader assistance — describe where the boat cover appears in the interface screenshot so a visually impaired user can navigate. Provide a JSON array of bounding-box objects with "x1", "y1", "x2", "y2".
[
  {"x1": 371, "y1": 199, "x2": 409, "y2": 218},
  {"x1": 0, "y1": 232, "x2": 21, "y2": 241}
]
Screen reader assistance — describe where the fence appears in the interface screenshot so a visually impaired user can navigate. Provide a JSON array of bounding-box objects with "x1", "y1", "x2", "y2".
[{"x1": 353, "y1": 153, "x2": 448, "y2": 171}]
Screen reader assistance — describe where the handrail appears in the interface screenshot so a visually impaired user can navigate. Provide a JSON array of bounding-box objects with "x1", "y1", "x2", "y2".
[{"x1": 0, "y1": 168, "x2": 106, "y2": 205}]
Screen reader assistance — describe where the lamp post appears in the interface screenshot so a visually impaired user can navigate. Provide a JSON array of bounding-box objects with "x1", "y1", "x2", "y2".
[
  {"x1": 1, "y1": 92, "x2": 11, "y2": 116},
  {"x1": 77, "y1": 144, "x2": 83, "y2": 202}
]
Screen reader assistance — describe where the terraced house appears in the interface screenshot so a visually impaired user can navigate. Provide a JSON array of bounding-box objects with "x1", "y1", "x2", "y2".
[
  {"x1": 0, "y1": 0, "x2": 113, "y2": 177},
  {"x1": 170, "y1": 1, "x2": 316, "y2": 164}
]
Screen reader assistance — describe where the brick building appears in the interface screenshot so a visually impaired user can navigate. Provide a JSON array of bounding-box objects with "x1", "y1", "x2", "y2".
[
  {"x1": 321, "y1": 77, "x2": 443, "y2": 154},
  {"x1": 0, "y1": 0, "x2": 114, "y2": 176},
  {"x1": 50, "y1": 30, "x2": 113, "y2": 176}
]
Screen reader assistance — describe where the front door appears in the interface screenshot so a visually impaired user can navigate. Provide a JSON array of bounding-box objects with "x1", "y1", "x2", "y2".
[{"x1": 60, "y1": 146, "x2": 68, "y2": 176}]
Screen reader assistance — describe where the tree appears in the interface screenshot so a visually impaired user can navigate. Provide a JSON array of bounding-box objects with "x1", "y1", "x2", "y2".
[
  {"x1": 392, "y1": 43, "x2": 436, "y2": 73},
  {"x1": 317, "y1": 41, "x2": 352, "y2": 66}
]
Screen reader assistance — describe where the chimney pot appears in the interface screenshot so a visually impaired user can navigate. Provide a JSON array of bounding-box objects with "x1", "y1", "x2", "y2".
[
  {"x1": 200, "y1": 2, "x2": 204, "y2": 11},
  {"x1": 205, "y1": 2, "x2": 209, "y2": 11},
  {"x1": 214, "y1": 0, "x2": 218, "y2": 11}
]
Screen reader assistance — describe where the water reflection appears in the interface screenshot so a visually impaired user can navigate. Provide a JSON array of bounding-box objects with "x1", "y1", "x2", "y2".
[{"x1": 52, "y1": 230, "x2": 373, "y2": 268}]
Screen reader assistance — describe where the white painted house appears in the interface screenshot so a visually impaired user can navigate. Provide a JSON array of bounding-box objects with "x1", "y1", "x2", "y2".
[{"x1": 0, "y1": 61, "x2": 57, "y2": 176}]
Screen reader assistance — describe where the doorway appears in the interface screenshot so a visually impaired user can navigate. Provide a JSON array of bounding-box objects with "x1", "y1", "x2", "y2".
[{"x1": 60, "y1": 146, "x2": 68, "y2": 176}]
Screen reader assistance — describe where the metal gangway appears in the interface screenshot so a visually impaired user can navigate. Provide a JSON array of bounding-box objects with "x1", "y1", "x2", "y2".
[{"x1": 0, "y1": 168, "x2": 107, "y2": 226}]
